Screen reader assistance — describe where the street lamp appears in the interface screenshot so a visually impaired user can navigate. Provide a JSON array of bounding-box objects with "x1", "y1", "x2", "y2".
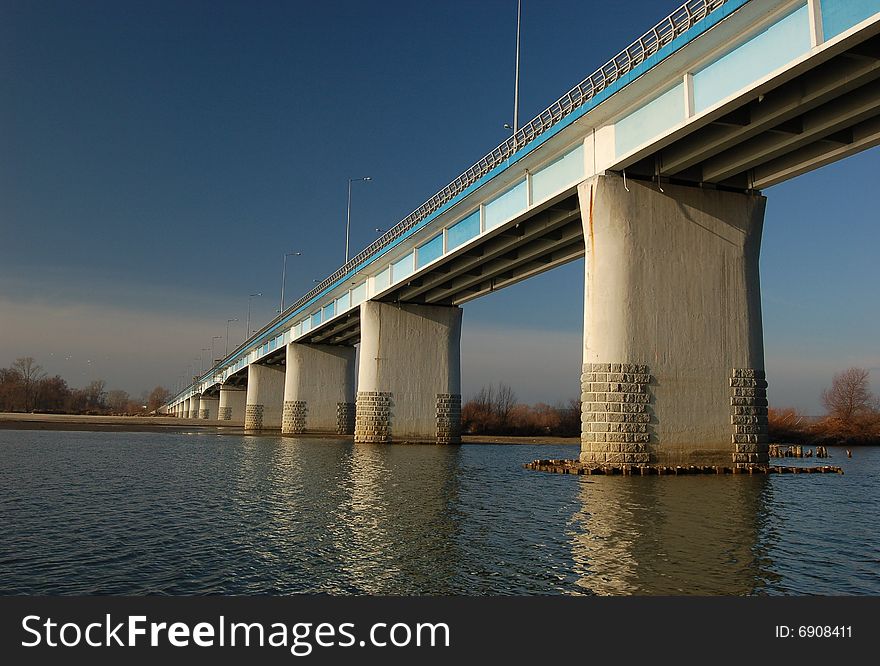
[
  {"x1": 211, "y1": 335, "x2": 222, "y2": 365},
  {"x1": 345, "y1": 177, "x2": 372, "y2": 262},
  {"x1": 200, "y1": 348, "x2": 210, "y2": 374},
  {"x1": 246, "y1": 293, "x2": 262, "y2": 341},
  {"x1": 280, "y1": 252, "x2": 301, "y2": 313},
  {"x1": 225, "y1": 318, "x2": 238, "y2": 356}
]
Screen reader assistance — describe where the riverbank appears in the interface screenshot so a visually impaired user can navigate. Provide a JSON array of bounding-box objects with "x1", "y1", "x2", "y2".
[
  {"x1": 0, "y1": 413, "x2": 579, "y2": 443},
  {"x1": 0, "y1": 413, "x2": 235, "y2": 433}
]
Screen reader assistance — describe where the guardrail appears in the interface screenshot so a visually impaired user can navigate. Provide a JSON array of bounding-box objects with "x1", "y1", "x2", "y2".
[{"x1": 169, "y1": 0, "x2": 731, "y2": 405}]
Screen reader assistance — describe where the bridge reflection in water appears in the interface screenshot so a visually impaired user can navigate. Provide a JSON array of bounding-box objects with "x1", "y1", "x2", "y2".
[
  {"x1": 339, "y1": 443, "x2": 463, "y2": 594},
  {"x1": 231, "y1": 438, "x2": 464, "y2": 594},
  {"x1": 228, "y1": 437, "x2": 786, "y2": 595},
  {"x1": 569, "y1": 475, "x2": 779, "y2": 595}
]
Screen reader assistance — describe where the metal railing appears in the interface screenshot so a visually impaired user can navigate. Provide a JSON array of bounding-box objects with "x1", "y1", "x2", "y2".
[{"x1": 170, "y1": 0, "x2": 731, "y2": 404}]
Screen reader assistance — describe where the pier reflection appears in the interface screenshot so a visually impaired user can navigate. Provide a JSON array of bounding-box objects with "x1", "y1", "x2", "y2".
[
  {"x1": 228, "y1": 437, "x2": 463, "y2": 594},
  {"x1": 338, "y1": 443, "x2": 463, "y2": 594},
  {"x1": 569, "y1": 475, "x2": 776, "y2": 595}
]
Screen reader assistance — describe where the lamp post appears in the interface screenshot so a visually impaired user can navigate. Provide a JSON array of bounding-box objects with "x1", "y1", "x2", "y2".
[
  {"x1": 246, "y1": 293, "x2": 262, "y2": 341},
  {"x1": 225, "y1": 318, "x2": 238, "y2": 356},
  {"x1": 345, "y1": 177, "x2": 372, "y2": 262},
  {"x1": 211, "y1": 335, "x2": 222, "y2": 365},
  {"x1": 200, "y1": 348, "x2": 210, "y2": 374},
  {"x1": 503, "y1": 1, "x2": 522, "y2": 135},
  {"x1": 513, "y1": 0, "x2": 521, "y2": 134},
  {"x1": 280, "y1": 252, "x2": 301, "y2": 313}
]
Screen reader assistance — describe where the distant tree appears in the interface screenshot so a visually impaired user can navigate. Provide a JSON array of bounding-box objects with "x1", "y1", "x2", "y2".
[
  {"x1": 822, "y1": 367, "x2": 874, "y2": 422},
  {"x1": 11, "y1": 357, "x2": 46, "y2": 412},
  {"x1": 106, "y1": 389, "x2": 131, "y2": 414},
  {"x1": 146, "y1": 386, "x2": 171, "y2": 412},
  {"x1": 35, "y1": 375, "x2": 71, "y2": 412},
  {"x1": 557, "y1": 398, "x2": 582, "y2": 437},
  {"x1": 0, "y1": 367, "x2": 24, "y2": 411},
  {"x1": 82, "y1": 379, "x2": 107, "y2": 411},
  {"x1": 493, "y1": 383, "x2": 518, "y2": 428},
  {"x1": 64, "y1": 388, "x2": 88, "y2": 414}
]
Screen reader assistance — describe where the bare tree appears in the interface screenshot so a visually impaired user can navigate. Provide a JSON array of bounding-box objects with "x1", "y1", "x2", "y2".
[
  {"x1": 106, "y1": 389, "x2": 131, "y2": 414},
  {"x1": 493, "y1": 382, "x2": 518, "y2": 427},
  {"x1": 11, "y1": 357, "x2": 46, "y2": 412},
  {"x1": 35, "y1": 375, "x2": 71, "y2": 412},
  {"x1": 83, "y1": 379, "x2": 107, "y2": 411},
  {"x1": 147, "y1": 386, "x2": 171, "y2": 412},
  {"x1": 822, "y1": 367, "x2": 874, "y2": 422}
]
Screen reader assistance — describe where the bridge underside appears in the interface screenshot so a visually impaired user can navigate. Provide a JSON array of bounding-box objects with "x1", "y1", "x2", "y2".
[
  {"x1": 298, "y1": 193, "x2": 584, "y2": 347},
  {"x1": 620, "y1": 34, "x2": 880, "y2": 190}
]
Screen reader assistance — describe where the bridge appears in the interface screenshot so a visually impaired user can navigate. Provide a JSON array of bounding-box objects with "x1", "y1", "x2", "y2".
[{"x1": 164, "y1": 0, "x2": 880, "y2": 465}]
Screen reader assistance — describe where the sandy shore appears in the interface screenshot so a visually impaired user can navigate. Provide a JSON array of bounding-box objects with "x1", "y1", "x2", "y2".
[
  {"x1": 461, "y1": 434, "x2": 579, "y2": 445},
  {"x1": 0, "y1": 413, "x2": 579, "y2": 444},
  {"x1": 0, "y1": 412, "x2": 239, "y2": 433}
]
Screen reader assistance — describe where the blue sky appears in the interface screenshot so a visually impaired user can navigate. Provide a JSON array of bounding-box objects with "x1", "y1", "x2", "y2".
[{"x1": 1, "y1": 0, "x2": 878, "y2": 411}]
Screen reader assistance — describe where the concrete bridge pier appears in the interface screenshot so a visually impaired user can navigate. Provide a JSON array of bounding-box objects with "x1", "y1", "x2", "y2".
[
  {"x1": 218, "y1": 384, "x2": 246, "y2": 422},
  {"x1": 355, "y1": 301, "x2": 462, "y2": 444},
  {"x1": 199, "y1": 395, "x2": 219, "y2": 420},
  {"x1": 245, "y1": 363, "x2": 285, "y2": 430},
  {"x1": 578, "y1": 173, "x2": 768, "y2": 466},
  {"x1": 183, "y1": 397, "x2": 191, "y2": 419},
  {"x1": 283, "y1": 343, "x2": 356, "y2": 434},
  {"x1": 189, "y1": 395, "x2": 201, "y2": 420}
]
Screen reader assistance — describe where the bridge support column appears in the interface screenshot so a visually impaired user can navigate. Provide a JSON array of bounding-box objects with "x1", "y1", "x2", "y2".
[
  {"x1": 219, "y1": 385, "x2": 246, "y2": 423},
  {"x1": 355, "y1": 301, "x2": 462, "y2": 444},
  {"x1": 199, "y1": 395, "x2": 219, "y2": 420},
  {"x1": 245, "y1": 363, "x2": 285, "y2": 430},
  {"x1": 283, "y1": 343, "x2": 356, "y2": 434},
  {"x1": 183, "y1": 398, "x2": 191, "y2": 419},
  {"x1": 578, "y1": 174, "x2": 768, "y2": 466},
  {"x1": 189, "y1": 395, "x2": 201, "y2": 420}
]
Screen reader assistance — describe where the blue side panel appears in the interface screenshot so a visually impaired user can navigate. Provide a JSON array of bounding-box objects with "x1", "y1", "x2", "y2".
[
  {"x1": 484, "y1": 180, "x2": 527, "y2": 229},
  {"x1": 392, "y1": 252, "x2": 414, "y2": 281},
  {"x1": 310, "y1": 311, "x2": 321, "y2": 329},
  {"x1": 446, "y1": 210, "x2": 480, "y2": 251},
  {"x1": 417, "y1": 233, "x2": 444, "y2": 268},
  {"x1": 374, "y1": 266, "x2": 391, "y2": 292},
  {"x1": 821, "y1": 0, "x2": 880, "y2": 39},
  {"x1": 351, "y1": 282, "x2": 367, "y2": 305},
  {"x1": 531, "y1": 143, "x2": 585, "y2": 203},
  {"x1": 694, "y1": 4, "x2": 810, "y2": 114},
  {"x1": 615, "y1": 83, "x2": 685, "y2": 156}
]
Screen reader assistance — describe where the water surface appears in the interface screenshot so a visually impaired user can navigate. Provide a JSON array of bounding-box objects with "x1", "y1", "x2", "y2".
[{"x1": 0, "y1": 430, "x2": 877, "y2": 595}]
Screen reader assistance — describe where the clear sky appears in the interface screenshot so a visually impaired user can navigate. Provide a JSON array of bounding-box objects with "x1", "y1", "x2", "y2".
[{"x1": 1, "y1": 0, "x2": 878, "y2": 412}]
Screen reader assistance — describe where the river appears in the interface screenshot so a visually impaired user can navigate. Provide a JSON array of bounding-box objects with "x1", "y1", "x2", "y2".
[{"x1": 0, "y1": 430, "x2": 877, "y2": 595}]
